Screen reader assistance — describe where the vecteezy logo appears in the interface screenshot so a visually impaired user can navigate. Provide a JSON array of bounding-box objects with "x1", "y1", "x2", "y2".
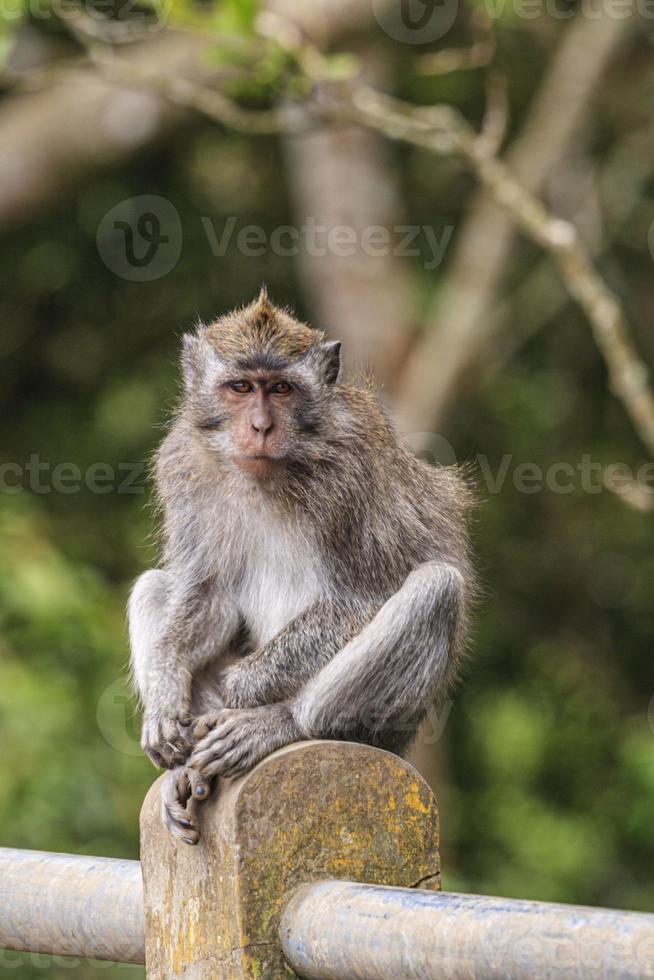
[
  {"x1": 402, "y1": 432, "x2": 457, "y2": 467},
  {"x1": 96, "y1": 195, "x2": 182, "y2": 282},
  {"x1": 117, "y1": 213, "x2": 168, "y2": 269},
  {"x1": 96, "y1": 678, "x2": 143, "y2": 757},
  {"x1": 401, "y1": 0, "x2": 441, "y2": 30},
  {"x1": 372, "y1": 0, "x2": 459, "y2": 43}
]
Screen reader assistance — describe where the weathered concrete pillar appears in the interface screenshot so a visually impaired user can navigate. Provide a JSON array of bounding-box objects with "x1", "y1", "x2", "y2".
[{"x1": 140, "y1": 740, "x2": 440, "y2": 979}]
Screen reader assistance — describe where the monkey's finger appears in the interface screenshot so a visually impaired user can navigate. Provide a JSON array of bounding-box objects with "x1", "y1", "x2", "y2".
[
  {"x1": 193, "y1": 720, "x2": 239, "y2": 755},
  {"x1": 218, "y1": 746, "x2": 256, "y2": 779},
  {"x1": 191, "y1": 717, "x2": 216, "y2": 739},
  {"x1": 174, "y1": 725, "x2": 196, "y2": 753},
  {"x1": 165, "y1": 797, "x2": 196, "y2": 830},
  {"x1": 161, "y1": 719, "x2": 192, "y2": 749},
  {"x1": 190, "y1": 730, "x2": 227, "y2": 759},
  {"x1": 221, "y1": 753, "x2": 257, "y2": 779},
  {"x1": 147, "y1": 747, "x2": 167, "y2": 769},
  {"x1": 165, "y1": 811, "x2": 199, "y2": 846},
  {"x1": 200, "y1": 747, "x2": 248, "y2": 779},
  {"x1": 160, "y1": 742, "x2": 186, "y2": 768},
  {"x1": 191, "y1": 713, "x2": 221, "y2": 739},
  {"x1": 186, "y1": 767, "x2": 211, "y2": 801},
  {"x1": 159, "y1": 723, "x2": 193, "y2": 760},
  {"x1": 163, "y1": 792, "x2": 198, "y2": 839},
  {"x1": 190, "y1": 738, "x2": 231, "y2": 771},
  {"x1": 173, "y1": 768, "x2": 192, "y2": 806},
  {"x1": 160, "y1": 777, "x2": 199, "y2": 845},
  {"x1": 162, "y1": 768, "x2": 190, "y2": 807},
  {"x1": 178, "y1": 739, "x2": 194, "y2": 758}
]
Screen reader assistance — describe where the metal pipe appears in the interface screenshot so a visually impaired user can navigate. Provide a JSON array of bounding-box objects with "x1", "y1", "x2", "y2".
[
  {"x1": 3, "y1": 847, "x2": 654, "y2": 978},
  {"x1": 0, "y1": 848, "x2": 144, "y2": 964},
  {"x1": 280, "y1": 880, "x2": 654, "y2": 980}
]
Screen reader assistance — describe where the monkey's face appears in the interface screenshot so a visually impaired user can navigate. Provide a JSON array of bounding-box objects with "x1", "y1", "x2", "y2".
[
  {"x1": 180, "y1": 294, "x2": 342, "y2": 478},
  {"x1": 184, "y1": 340, "x2": 341, "y2": 478},
  {"x1": 214, "y1": 371, "x2": 305, "y2": 477}
]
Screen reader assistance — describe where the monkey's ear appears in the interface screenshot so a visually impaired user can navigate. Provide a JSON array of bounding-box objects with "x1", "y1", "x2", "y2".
[
  {"x1": 181, "y1": 329, "x2": 228, "y2": 390},
  {"x1": 321, "y1": 340, "x2": 342, "y2": 385},
  {"x1": 181, "y1": 332, "x2": 203, "y2": 390}
]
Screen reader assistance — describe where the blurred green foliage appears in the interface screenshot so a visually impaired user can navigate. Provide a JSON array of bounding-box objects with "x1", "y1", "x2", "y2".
[{"x1": 1, "y1": 4, "x2": 654, "y2": 978}]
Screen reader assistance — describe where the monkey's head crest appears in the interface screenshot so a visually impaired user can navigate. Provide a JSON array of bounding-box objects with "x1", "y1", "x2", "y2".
[
  {"x1": 207, "y1": 287, "x2": 313, "y2": 359},
  {"x1": 184, "y1": 288, "x2": 341, "y2": 385}
]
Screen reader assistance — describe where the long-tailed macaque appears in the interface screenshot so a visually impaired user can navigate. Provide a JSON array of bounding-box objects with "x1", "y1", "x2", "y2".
[{"x1": 129, "y1": 290, "x2": 474, "y2": 843}]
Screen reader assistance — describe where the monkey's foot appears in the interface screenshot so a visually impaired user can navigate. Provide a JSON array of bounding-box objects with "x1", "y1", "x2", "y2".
[
  {"x1": 160, "y1": 766, "x2": 214, "y2": 845},
  {"x1": 142, "y1": 707, "x2": 194, "y2": 769},
  {"x1": 189, "y1": 705, "x2": 303, "y2": 780}
]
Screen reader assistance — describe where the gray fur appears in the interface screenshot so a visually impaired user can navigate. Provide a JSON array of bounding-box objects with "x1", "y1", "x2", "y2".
[{"x1": 128, "y1": 293, "x2": 475, "y2": 842}]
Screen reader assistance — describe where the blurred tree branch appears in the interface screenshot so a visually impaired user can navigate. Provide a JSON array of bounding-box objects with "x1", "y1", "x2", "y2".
[
  {"x1": 60, "y1": 14, "x2": 654, "y2": 461},
  {"x1": 88, "y1": 48, "x2": 293, "y2": 135},
  {"x1": 0, "y1": 0, "x2": 394, "y2": 225},
  {"x1": 345, "y1": 84, "x2": 654, "y2": 456},
  {"x1": 392, "y1": 14, "x2": 635, "y2": 437},
  {"x1": 0, "y1": 32, "x2": 210, "y2": 226},
  {"x1": 416, "y1": 8, "x2": 495, "y2": 77},
  {"x1": 486, "y1": 119, "x2": 654, "y2": 378}
]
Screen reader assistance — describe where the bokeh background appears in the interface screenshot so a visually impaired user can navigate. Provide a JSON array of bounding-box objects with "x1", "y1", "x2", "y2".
[{"x1": 1, "y1": 1, "x2": 654, "y2": 976}]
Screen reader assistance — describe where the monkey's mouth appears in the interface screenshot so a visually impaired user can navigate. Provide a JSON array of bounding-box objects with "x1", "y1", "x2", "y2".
[{"x1": 234, "y1": 454, "x2": 287, "y2": 477}]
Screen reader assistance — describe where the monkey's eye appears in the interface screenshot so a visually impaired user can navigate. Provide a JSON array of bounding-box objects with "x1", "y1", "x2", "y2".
[
  {"x1": 270, "y1": 381, "x2": 292, "y2": 396},
  {"x1": 229, "y1": 380, "x2": 254, "y2": 394}
]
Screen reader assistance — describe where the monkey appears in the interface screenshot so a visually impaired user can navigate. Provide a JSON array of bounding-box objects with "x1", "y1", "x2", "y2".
[{"x1": 128, "y1": 288, "x2": 474, "y2": 844}]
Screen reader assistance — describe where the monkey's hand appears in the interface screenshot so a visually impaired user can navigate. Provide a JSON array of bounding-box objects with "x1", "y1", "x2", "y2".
[
  {"x1": 160, "y1": 766, "x2": 213, "y2": 846},
  {"x1": 189, "y1": 705, "x2": 304, "y2": 780},
  {"x1": 141, "y1": 705, "x2": 194, "y2": 769}
]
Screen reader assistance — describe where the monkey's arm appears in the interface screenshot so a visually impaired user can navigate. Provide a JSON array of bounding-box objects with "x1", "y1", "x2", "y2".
[
  {"x1": 219, "y1": 597, "x2": 379, "y2": 709},
  {"x1": 190, "y1": 561, "x2": 464, "y2": 778},
  {"x1": 129, "y1": 568, "x2": 239, "y2": 767}
]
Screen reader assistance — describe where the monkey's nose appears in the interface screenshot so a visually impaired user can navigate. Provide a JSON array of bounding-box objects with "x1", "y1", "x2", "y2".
[{"x1": 251, "y1": 417, "x2": 273, "y2": 436}]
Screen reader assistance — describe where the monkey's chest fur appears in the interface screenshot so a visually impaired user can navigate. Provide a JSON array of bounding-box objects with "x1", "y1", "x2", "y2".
[{"x1": 233, "y1": 505, "x2": 324, "y2": 647}]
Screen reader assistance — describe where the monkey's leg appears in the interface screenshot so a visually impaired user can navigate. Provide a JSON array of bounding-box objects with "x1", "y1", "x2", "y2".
[
  {"x1": 190, "y1": 562, "x2": 464, "y2": 778},
  {"x1": 129, "y1": 569, "x2": 239, "y2": 768},
  {"x1": 293, "y1": 561, "x2": 465, "y2": 752}
]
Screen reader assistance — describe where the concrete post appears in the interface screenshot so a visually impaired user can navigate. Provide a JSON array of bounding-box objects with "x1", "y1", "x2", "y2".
[{"x1": 139, "y1": 739, "x2": 440, "y2": 979}]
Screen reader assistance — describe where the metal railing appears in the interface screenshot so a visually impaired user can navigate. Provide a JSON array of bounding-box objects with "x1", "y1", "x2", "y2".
[
  {"x1": 0, "y1": 848, "x2": 143, "y2": 964},
  {"x1": 282, "y1": 881, "x2": 654, "y2": 980}
]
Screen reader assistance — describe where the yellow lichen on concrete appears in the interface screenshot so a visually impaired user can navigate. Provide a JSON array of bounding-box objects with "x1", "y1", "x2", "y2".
[{"x1": 404, "y1": 780, "x2": 433, "y2": 815}]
